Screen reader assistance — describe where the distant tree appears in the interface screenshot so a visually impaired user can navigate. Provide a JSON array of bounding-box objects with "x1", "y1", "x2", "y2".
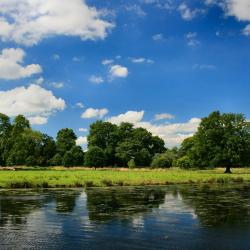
[
  {"x1": 84, "y1": 146, "x2": 105, "y2": 167},
  {"x1": 56, "y1": 128, "x2": 77, "y2": 156},
  {"x1": 62, "y1": 146, "x2": 84, "y2": 167},
  {"x1": 0, "y1": 114, "x2": 12, "y2": 166},
  {"x1": 151, "y1": 151, "x2": 176, "y2": 168},
  {"x1": 88, "y1": 121, "x2": 118, "y2": 165},
  {"x1": 50, "y1": 153, "x2": 63, "y2": 166}
]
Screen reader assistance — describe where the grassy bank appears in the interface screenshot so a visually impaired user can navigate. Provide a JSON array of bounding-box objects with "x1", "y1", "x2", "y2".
[{"x1": 0, "y1": 168, "x2": 250, "y2": 188}]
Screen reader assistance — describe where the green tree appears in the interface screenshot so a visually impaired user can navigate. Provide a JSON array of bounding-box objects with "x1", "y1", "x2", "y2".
[
  {"x1": 56, "y1": 128, "x2": 77, "y2": 156},
  {"x1": 50, "y1": 153, "x2": 62, "y2": 166},
  {"x1": 84, "y1": 146, "x2": 105, "y2": 167},
  {"x1": 181, "y1": 111, "x2": 250, "y2": 173},
  {"x1": 151, "y1": 151, "x2": 176, "y2": 168}
]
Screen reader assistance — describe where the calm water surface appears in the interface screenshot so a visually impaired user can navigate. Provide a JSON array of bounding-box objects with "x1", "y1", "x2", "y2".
[{"x1": 0, "y1": 184, "x2": 250, "y2": 250}]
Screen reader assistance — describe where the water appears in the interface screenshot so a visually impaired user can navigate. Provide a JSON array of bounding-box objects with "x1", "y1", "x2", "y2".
[{"x1": 0, "y1": 184, "x2": 250, "y2": 250}]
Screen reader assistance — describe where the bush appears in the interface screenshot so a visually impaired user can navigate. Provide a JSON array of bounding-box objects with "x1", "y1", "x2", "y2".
[
  {"x1": 50, "y1": 153, "x2": 62, "y2": 166},
  {"x1": 25, "y1": 156, "x2": 37, "y2": 166},
  {"x1": 84, "y1": 146, "x2": 105, "y2": 167},
  {"x1": 174, "y1": 155, "x2": 192, "y2": 169},
  {"x1": 150, "y1": 151, "x2": 175, "y2": 168},
  {"x1": 128, "y1": 159, "x2": 136, "y2": 169}
]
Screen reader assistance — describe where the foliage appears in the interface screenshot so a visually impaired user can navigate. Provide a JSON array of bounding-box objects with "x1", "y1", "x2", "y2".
[
  {"x1": 84, "y1": 146, "x2": 105, "y2": 167},
  {"x1": 174, "y1": 156, "x2": 193, "y2": 169},
  {"x1": 128, "y1": 159, "x2": 136, "y2": 169},
  {"x1": 179, "y1": 111, "x2": 250, "y2": 172},
  {"x1": 151, "y1": 151, "x2": 176, "y2": 168}
]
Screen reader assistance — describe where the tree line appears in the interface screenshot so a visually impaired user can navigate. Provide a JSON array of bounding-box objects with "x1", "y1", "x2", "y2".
[{"x1": 1, "y1": 111, "x2": 250, "y2": 172}]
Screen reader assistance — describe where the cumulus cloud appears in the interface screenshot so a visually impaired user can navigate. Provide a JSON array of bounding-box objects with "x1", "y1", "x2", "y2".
[
  {"x1": 109, "y1": 65, "x2": 128, "y2": 79},
  {"x1": 225, "y1": 0, "x2": 250, "y2": 21},
  {"x1": 154, "y1": 113, "x2": 175, "y2": 121},
  {"x1": 89, "y1": 75, "x2": 104, "y2": 84},
  {"x1": 107, "y1": 111, "x2": 145, "y2": 124},
  {"x1": 243, "y1": 24, "x2": 250, "y2": 35},
  {"x1": 0, "y1": 84, "x2": 66, "y2": 125},
  {"x1": 79, "y1": 128, "x2": 88, "y2": 132},
  {"x1": 107, "y1": 110, "x2": 201, "y2": 147},
  {"x1": 0, "y1": 48, "x2": 42, "y2": 80},
  {"x1": 76, "y1": 136, "x2": 87, "y2": 146},
  {"x1": 0, "y1": 0, "x2": 114, "y2": 46},
  {"x1": 81, "y1": 108, "x2": 109, "y2": 119}
]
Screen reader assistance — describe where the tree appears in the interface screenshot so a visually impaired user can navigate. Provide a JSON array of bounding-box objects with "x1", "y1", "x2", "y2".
[
  {"x1": 151, "y1": 151, "x2": 176, "y2": 168},
  {"x1": 181, "y1": 111, "x2": 250, "y2": 173},
  {"x1": 50, "y1": 153, "x2": 62, "y2": 166},
  {"x1": 62, "y1": 146, "x2": 84, "y2": 167},
  {"x1": 0, "y1": 114, "x2": 12, "y2": 166},
  {"x1": 88, "y1": 121, "x2": 118, "y2": 166},
  {"x1": 56, "y1": 128, "x2": 77, "y2": 156},
  {"x1": 84, "y1": 146, "x2": 105, "y2": 167}
]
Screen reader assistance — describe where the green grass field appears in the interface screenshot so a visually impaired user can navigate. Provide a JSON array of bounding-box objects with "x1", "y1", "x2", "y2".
[{"x1": 0, "y1": 168, "x2": 250, "y2": 188}]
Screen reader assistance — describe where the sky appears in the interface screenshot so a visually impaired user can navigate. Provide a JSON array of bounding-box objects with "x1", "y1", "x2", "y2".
[{"x1": 0, "y1": 0, "x2": 250, "y2": 149}]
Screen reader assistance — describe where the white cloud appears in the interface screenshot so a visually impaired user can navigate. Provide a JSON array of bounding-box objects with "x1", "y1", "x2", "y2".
[
  {"x1": 154, "y1": 113, "x2": 175, "y2": 121},
  {"x1": 0, "y1": 48, "x2": 42, "y2": 80},
  {"x1": 89, "y1": 75, "x2": 104, "y2": 84},
  {"x1": 32, "y1": 77, "x2": 44, "y2": 85},
  {"x1": 51, "y1": 82, "x2": 64, "y2": 89},
  {"x1": 0, "y1": 0, "x2": 114, "y2": 46},
  {"x1": 152, "y1": 33, "x2": 165, "y2": 41},
  {"x1": 28, "y1": 116, "x2": 48, "y2": 125},
  {"x1": 225, "y1": 0, "x2": 250, "y2": 21},
  {"x1": 0, "y1": 84, "x2": 66, "y2": 124},
  {"x1": 76, "y1": 102, "x2": 84, "y2": 108},
  {"x1": 81, "y1": 108, "x2": 109, "y2": 119},
  {"x1": 186, "y1": 32, "x2": 200, "y2": 47},
  {"x1": 102, "y1": 59, "x2": 114, "y2": 65},
  {"x1": 107, "y1": 110, "x2": 201, "y2": 147},
  {"x1": 243, "y1": 24, "x2": 250, "y2": 35},
  {"x1": 107, "y1": 111, "x2": 145, "y2": 124},
  {"x1": 76, "y1": 136, "x2": 87, "y2": 146},
  {"x1": 124, "y1": 4, "x2": 146, "y2": 17},
  {"x1": 72, "y1": 56, "x2": 81, "y2": 62},
  {"x1": 109, "y1": 65, "x2": 128, "y2": 79},
  {"x1": 178, "y1": 3, "x2": 205, "y2": 21},
  {"x1": 130, "y1": 57, "x2": 155, "y2": 64},
  {"x1": 79, "y1": 128, "x2": 88, "y2": 132}
]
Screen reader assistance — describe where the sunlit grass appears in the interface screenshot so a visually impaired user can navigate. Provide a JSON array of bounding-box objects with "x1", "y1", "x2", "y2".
[{"x1": 0, "y1": 168, "x2": 250, "y2": 188}]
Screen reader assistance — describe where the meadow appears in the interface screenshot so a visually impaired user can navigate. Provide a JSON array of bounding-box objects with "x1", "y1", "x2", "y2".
[{"x1": 0, "y1": 168, "x2": 250, "y2": 188}]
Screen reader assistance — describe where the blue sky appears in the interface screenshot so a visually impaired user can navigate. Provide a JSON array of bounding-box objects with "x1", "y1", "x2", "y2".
[{"x1": 0, "y1": 0, "x2": 250, "y2": 148}]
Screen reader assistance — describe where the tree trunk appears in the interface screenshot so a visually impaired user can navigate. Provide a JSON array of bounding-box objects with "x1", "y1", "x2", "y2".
[{"x1": 224, "y1": 166, "x2": 232, "y2": 174}]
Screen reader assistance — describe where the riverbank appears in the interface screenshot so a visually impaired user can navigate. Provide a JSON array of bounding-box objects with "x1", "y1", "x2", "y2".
[{"x1": 0, "y1": 168, "x2": 250, "y2": 188}]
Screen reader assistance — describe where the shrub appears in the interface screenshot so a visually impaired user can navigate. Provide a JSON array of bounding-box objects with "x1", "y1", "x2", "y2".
[
  {"x1": 50, "y1": 153, "x2": 62, "y2": 166},
  {"x1": 150, "y1": 151, "x2": 175, "y2": 168},
  {"x1": 25, "y1": 156, "x2": 37, "y2": 166},
  {"x1": 128, "y1": 159, "x2": 136, "y2": 169},
  {"x1": 174, "y1": 155, "x2": 192, "y2": 169}
]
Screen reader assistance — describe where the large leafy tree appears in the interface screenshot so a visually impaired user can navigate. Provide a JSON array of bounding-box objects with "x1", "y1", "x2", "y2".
[
  {"x1": 182, "y1": 111, "x2": 250, "y2": 173},
  {"x1": 56, "y1": 128, "x2": 77, "y2": 156}
]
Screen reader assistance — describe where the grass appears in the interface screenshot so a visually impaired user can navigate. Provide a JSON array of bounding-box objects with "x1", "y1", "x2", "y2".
[{"x1": 0, "y1": 167, "x2": 250, "y2": 189}]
